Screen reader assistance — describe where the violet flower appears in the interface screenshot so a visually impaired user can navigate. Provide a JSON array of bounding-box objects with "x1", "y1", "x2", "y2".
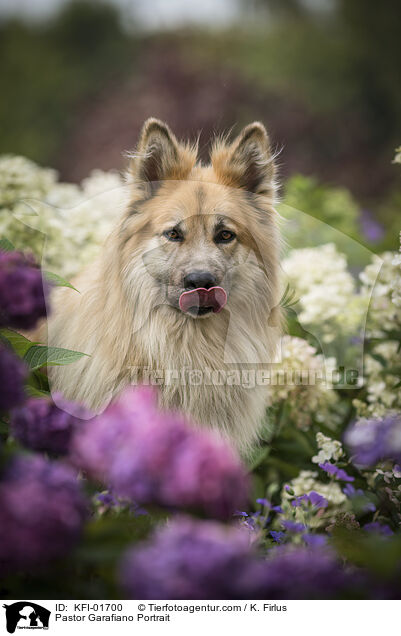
[
  {"x1": 0, "y1": 251, "x2": 49, "y2": 329},
  {"x1": 345, "y1": 416, "x2": 401, "y2": 466},
  {"x1": 0, "y1": 455, "x2": 87, "y2": 573},
  {"x1": 319, "y1": 461, "x2": 354, "y2": 482},
  {"x1": 72, "y1": 387, "x2": 249, "y2": 519},
  {"x1": 0, "y1": 345, "x2": 26, "y2": 411},
  {"x1": 120, "y1": 517, "x2": 358, "y2": 600},
  {"x1": 11, "y1": 393, "x2": 87, "y2": 455}
]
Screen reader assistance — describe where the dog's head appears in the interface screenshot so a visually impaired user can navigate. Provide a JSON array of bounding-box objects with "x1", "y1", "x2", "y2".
[{"x1": 119, "y1": 118, "x2": 280, "y2": 320}]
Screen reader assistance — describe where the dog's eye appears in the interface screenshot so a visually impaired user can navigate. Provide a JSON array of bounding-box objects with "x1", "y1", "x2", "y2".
[
  {"x1": 163, "y1": 229, "x2": 183, "y2": 242},
  {"x1": 215, "y1": 229, "x2": 236, "y2": 243}
]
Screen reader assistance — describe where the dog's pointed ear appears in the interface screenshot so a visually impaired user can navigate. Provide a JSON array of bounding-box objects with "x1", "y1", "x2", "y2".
[
  {"x1": 129, "y1": 118, "x2": 197, "y2": 193},
  {"x1": 211, "y1": 122, "x2": 276, "y2": 196}
]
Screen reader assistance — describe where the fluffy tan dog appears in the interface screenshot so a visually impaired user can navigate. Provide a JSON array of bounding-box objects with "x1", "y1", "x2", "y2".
[{"x1": 46, "y1": 119, "x2": 282, "y2": 453}]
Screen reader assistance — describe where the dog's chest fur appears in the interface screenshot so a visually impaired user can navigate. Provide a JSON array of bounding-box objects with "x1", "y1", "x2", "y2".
[{"x1": 128, "y1": 305, "x2": 275, "y2": 452}]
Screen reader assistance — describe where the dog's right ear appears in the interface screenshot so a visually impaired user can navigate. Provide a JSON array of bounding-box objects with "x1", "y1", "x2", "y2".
[{"x1": 129, "y1": 118, "x2": 197, "y2": 194}]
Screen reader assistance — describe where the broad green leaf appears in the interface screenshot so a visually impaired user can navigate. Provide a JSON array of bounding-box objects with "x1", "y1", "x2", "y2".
[
  {"x1": 331, "y1": 528, "x2": 401, "y2": 577},
  {"x1": 23, "y1": 345, "x2": 89, "y2": 371},
  {"x1": 26, "y1": 385, "x2": 50, "y2": 398},
  {"x1": 0, "y1": 237, "x2": 15, "y2": 252},
  {"x1": 44, "y1": 270, "x2": 80, "y2": 293},
  {"x1": 0, "y1": 328, "x2": 35, "y2": 357},
  {"x1": 28, "y1": 369, "x2": 50, "y2": 393},
  {"x1": 247, "y1": 445, "x2": 270, "y2": 471},
  {"x1": 0, "y1": 418, "x2": 9, "y2": 435}
]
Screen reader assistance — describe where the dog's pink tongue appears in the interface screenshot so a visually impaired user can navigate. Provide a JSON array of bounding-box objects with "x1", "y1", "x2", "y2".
[{"x1": 179, "y1": 286, "x2": 227, "y2": 314}]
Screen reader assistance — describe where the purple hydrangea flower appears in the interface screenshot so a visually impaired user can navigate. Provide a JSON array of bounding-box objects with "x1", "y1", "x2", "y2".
[
  {"x1": 0, "y1": 455, "x2": 87, "y2": 573},
  {"x1": 72, "y1": 387, "x2": 249, "y2": 519},
  {"x1": 319, "y1": 462, "x2": 354, "y2": 482},
  {"x1": 11, "y1": 393, "x2": 87, "y2": 455},
  {"x1": 0, "y1": 345, "x2": 27, "y2": 410},
  {"x1": 120, "y1": 517, "x2": 259, "y2": 599},
  {"x1": 345, "y1": 416, "x2": 401, "y2": 466},
  {"x1": 120, "y1": 518, "x2": 357, "y2": 600},
  {"x1": 258, "y1": 545, "x2": 357, "y2": 599},
  {"x1": 0, "y1": 251, "x2": 49, "y2": 330}
]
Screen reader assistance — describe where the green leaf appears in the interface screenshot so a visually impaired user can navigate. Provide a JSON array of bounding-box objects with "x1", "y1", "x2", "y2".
[
  {"x1": 28, "y1": 369, "x2": 50, "y2": 393},
  {"x1": 0, "y1": 328, "x2": 35, "y2": 357},
  {"x1": 247, "y1": 445, "x2": 271, "y2": 471},
  {"x1": 76, "y1": 513, "x2": 155, "y2": 565},
  {"x1": 331, "y1": 528, "x2": 401, "y2": 577},
  {"x1": 23, "y1": 345, "x2": 89, "y2": 371},
  {"x1": 0, "y1": 237, "x2": 15, "y2": 252},
  {"x1": 44, "y1": 270, "x2": 80, "y2": 293},
  {"x1": 26, "y1": 385, "x2": 50, "y2": 398}
]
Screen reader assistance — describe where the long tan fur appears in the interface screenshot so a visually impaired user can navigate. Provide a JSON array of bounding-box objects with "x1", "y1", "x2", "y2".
[{"x1": 46, "y1": 119, "x2": 282, "y2": 454}]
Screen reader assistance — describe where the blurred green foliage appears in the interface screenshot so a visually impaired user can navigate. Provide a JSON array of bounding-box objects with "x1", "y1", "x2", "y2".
[
  {"x1": 0, "y1": 1, "x2": 134, "y2": 164},
  {"x1": 0, "y1": 0, "x2": 399, "y2": 245}
]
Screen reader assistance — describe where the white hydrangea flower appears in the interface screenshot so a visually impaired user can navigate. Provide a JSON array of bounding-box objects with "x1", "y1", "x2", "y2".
[
  {"x1": 312, "y1": 432, "x2": 343, "y2": 464},
  {"x1": 268, "y1": 336, "x2": 338, "y2": 430},
  {"x1": 0, "y1": 155, "x2": 129, "y2": 280},
  {"x1": 0, "y1": 155, "x2": 56, "y2": 208},
  {"x1": 360, "y1": 251, "x2": 401, "y2": 335},
  {"x1": 391, "y1": 252, "x2": 401, "y2": 308},
  {"x1": 286, "y1": 470, "x2": 347, "y2": 506},
  {"x1": 351, "y1": 250, "x2": 401, "y2": 419},
  {"x1": 393, "y1": 146, "x2": 401, "y2": 165},
  {"x1": 281, "y1": 470, "x2": 348, "y2": 528},
  {"x1": 282, "y1": 243, "x2": 366, "y2": 343}
]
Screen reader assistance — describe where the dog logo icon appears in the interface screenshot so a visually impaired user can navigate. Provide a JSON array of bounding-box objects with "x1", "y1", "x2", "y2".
[{"x1": 3, "y1": 602, "x2": 50, "y2": 634}]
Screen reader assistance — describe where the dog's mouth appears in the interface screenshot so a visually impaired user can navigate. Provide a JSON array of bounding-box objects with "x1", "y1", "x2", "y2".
[{"x1": 179, "y1": 286, "x2": 227, "y2": 316}]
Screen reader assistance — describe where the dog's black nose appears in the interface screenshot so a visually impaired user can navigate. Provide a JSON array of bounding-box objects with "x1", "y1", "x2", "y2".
[{"x1": 184, "y1": 271, "x2": 217, "y2": 290}]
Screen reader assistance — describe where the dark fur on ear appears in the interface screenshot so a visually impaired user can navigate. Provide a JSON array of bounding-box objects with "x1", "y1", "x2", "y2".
[
  {"x1": 211, "y1": 122, "x2": 276, "y2": 197},
  {"x1": 129, "y1": 118, "x2": 197, "y2": 194}
]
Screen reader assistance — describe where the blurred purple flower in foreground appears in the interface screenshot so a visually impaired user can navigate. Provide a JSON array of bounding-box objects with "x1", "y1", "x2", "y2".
[
  {"x1": 11, "y1": 393, "x2": 87, "y2": 455},
  {"x1": 0, "y1": 455, "x2": 86, "y2": 573},
  {"x1": 72, "y1": 387, "x2": 249, "y2": 519},
  {"x1": 345, "y1": 415, "x2": 401, "y2": 466},
  {"x1": 120, "y1": 517, "x2": 357, "y2": 600},
  {"x1": 120, "y1": 518, "x2": 255, "y2": 599},
  {"x1": 0, "y1": 251, "x2": 49, "y2": 329},
  {"x1": 0, "y1": 345, "x2": 26, "y2": 410}
]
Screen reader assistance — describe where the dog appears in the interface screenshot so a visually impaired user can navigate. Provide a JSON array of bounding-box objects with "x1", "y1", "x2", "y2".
[{"x1": 46, "y1": 118, "x2": 282, "y2": 453}]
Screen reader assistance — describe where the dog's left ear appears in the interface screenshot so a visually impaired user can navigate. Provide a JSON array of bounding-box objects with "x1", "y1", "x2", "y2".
[
  {"x1": 129, "y1": 118, "x2": 197, "y2": 193},
  {"x1": 211, "y1": 122, "x2": 276, "y2": 196}
]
